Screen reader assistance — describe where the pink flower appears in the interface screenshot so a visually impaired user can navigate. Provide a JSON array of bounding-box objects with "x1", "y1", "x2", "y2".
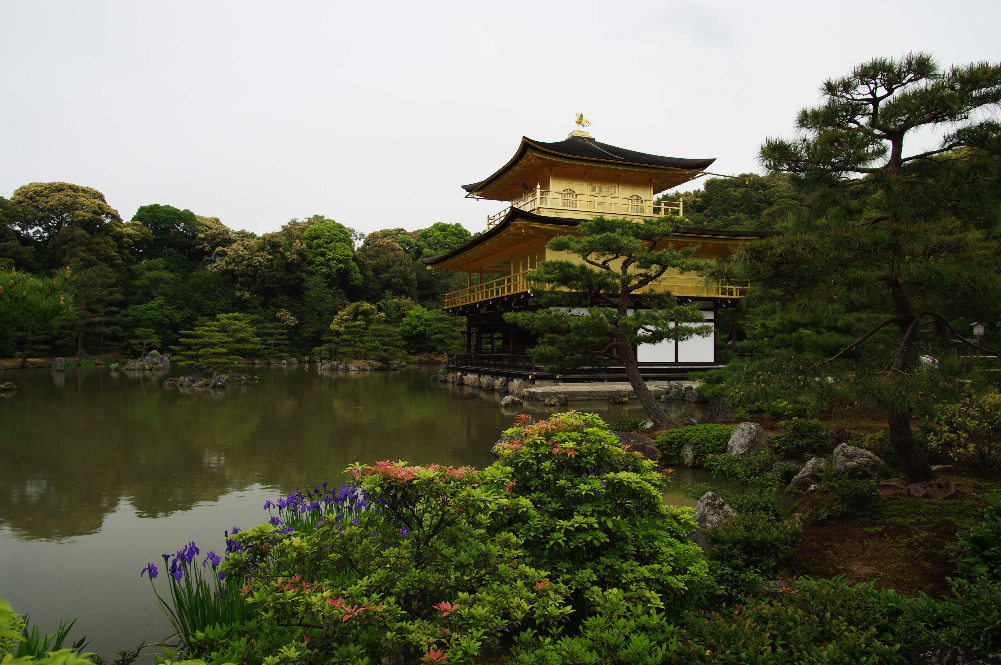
[
  {"x1": 433, "y1": 601, "x2": 458, "y2": 617},
  {"x1": 423, "y1": 648, "x2": 447, "y2": 663},
  {"x1": 535, "y1": 579, "x2": 551, "y2": 590}
]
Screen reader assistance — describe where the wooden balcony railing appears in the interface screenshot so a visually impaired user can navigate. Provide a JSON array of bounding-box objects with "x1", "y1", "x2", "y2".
[
  {"x1": 443, "y1": 270, "x2": 749, "y2": 309},
  {"x1": 486, "y1": 188, "x2": 683, "y2": 229}
]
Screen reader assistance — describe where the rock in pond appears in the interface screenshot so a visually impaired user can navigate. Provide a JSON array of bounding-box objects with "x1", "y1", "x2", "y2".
[{"x1": 500, "y1": 395, "x2": 523, "y2": 407}]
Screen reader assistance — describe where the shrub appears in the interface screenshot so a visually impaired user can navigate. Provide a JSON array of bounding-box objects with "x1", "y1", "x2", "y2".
[
  {"x1": 927, "y1": 389, "x2": 1001, "y2": 466},
  {"x1": 493, "y1": 412, "x2": 711, "y2": 612},
  {"x1": 703, "y1": 451, "x2": 776, "y2": 484},
  {"x1": 857, "y1": 431, "x2": 894, "y2": 459},
  {"x1": 771, "y1": 418, "x2": 834, "y2": 457},
  {"x1": 507, "y1": 587, "x2": 680, "y2": 665},
  {"x1": 609, "y1": 416, "x2": 647, "y2": 432},
  {"x1": 220, "y1": 464, "x2": 571, "y2": 665},
  {"x1": 957, "y1": 492, "x2": 1001, "y2": 581},
  {"x1": 705, "y1": 512, "x2": 801, "y2": 578},
  {"x1": 821, "y1": 468, "x2": 879, "y2": 517},
  {"x1": 654, "y1": 424, "x2": 735, "y2": 466},
  {"x1": 674, "y1": 577, "x2": 917, "y2": 664},
  {"x1": 672, "y1": 575, "x2": 1001, "y2": 663}
]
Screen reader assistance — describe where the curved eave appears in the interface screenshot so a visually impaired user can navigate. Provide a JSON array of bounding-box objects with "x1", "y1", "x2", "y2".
[
  {"x1": 462, "y1": 136, "x2": 716, "y2": 200},
  {"x1": 422, "y1": 208, "x2": 775, "y2": 270}
]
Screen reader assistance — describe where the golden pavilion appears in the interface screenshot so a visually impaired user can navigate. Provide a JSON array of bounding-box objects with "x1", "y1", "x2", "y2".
[{"x1": 423, "y1": 120, "x2": 765, "y2": 379}]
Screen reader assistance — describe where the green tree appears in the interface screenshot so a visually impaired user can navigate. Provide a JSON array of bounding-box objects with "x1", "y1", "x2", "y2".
[
  {"x1": 130, "y1": 203, "x2": 199, "y2": 268},
  {"x1": 356, "y1": 229, "x2": 418, "y2": 301},
  {"x1": 399, "y1": 305, "x2": 463, "y2": 354},
  {"x1": 170, "y1": 313, "x2": 264, "y2": 371},
  {"x1": 661, "y1": 173, "x2": 808, "y2": 231},
  {"x1": 0, "y1": 267, "x2": 75, "y2": 363},
  {"x1": 505, "y1": 216, "x2": 711, "y2": 428},
  {"x1": 301, "y1": 215, "x2": 362, "y2": 288},
  {"x1": 753, "y1": 53, "x2": 1001, "y2": 482},
  {"x1": 322, "y1": 302, "x2": 404, "y2": 362}
]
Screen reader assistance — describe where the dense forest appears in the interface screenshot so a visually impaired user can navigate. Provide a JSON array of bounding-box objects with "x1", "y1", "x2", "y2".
[{"x1": 0, "y1": 185, "x2": 473, "y2": 364}]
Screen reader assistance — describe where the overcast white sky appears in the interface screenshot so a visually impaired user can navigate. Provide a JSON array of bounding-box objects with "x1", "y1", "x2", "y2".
[{"x1": 2, "y1": 1, "x2": 1000, "y2": 237}]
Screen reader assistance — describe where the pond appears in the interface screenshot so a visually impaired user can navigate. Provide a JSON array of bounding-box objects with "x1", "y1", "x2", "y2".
[{"x1": 0, "y1": 366, "x2": 707, "y2": 660}]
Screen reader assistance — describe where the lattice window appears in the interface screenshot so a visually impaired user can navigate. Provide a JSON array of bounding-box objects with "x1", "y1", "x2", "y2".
[
  {"x1": 628, "y1": 194, "x2": 643, "y2": 213},
  {"x1": 561, "y1": 188, "x2": 578, "y2": 208}
]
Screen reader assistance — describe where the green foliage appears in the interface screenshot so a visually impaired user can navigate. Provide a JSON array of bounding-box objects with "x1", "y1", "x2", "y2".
[
  {"x1": 220, "y1": 465, "x2": 569, "y2": 665},
  {"x1": 957, "y1": 492, "x2": 1001, "y2": 581},
  {"x1": 660, "y1": 172, "x2": 808, "y2": 232},
  {"x1": 142, "y1": 543, "x2": 249, "y2": 651},
  {"x1": 745, "y1": 54, "x2": 1001, "y2": 483},
  {"x1": 673, "y1": 577, "x2": 911, "y2": 664},
  {"x1": 398, "y1": 305, "x2": 462, "y2": 354},
  {"x1": 821, "y1": 468, "x2": 880, "y2": 517},
  {"x1": 504, "y1": 216, "x2": 712, "y2": 428},
  {"x1": 927, "y1": 389, "x2": 1001, "y2": 466},
  {"x1": 704, "y1": 512, "x2": 801, "y2": 592},
  {"x1": 507, "y1": 587, "x2": 679, "y2": 665},
  {"x1": 654, "y1": 424, "x2": 735, "y2": 466},
  {"x1": 857, "y1": 431, "x2": 894, "y2": 459},
  {"x1": 674, "y1": 575, "x2": 1001, "y2": 663},
  {"x1": 170, "y1": 313, "x2": 264, "y2": 370},
  {"x1": 320, "y1": 302, "x2": 404, "y2": 362},
  {"x1": 0, "y1": 599, "x2": 94, "y2": 664},
  {"x1": 131, "y1": 204, "x2": 199, "y2": 266},
  {"x1": 771, "y1": 418, "x2": 834, "y2": 457},
  {"x1": 0, "y1": 267, "x2": 75, "y2": 358},
  {"x1": 492, "y1": 412, "x2": 710, "y2": 610},
  {"x1": 703, "y1": 452, "x2": 776, "y2": 484},
  {"x1": 301, "y1": 217, "x2": 362, "y2": 288},
  {"x1": 609, "y1": 416, "x2": 647, "y2": 433}
]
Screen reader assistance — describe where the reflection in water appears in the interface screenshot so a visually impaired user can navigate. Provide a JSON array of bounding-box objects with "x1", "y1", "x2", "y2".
[
  {"x1": 1, "y1": 367, "x2": 532, "y2": 540},
  {"x1": 0, "y1": 366, "x2": 693, "y2": 659}
]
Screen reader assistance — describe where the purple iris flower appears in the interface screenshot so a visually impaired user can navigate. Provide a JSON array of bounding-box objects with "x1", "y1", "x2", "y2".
[
  {"x1": 269, "y1": 516, "x2": 282, "y2": 526},
  {"x1": 263, "y1": 500, "x2": 274, "y2": 511},
  {"x1": 141, "y1": 563, "x2": 158, "y2": 579},
  {"x1": 203, "y1": 551, "x2": 222, "y2": 568}
]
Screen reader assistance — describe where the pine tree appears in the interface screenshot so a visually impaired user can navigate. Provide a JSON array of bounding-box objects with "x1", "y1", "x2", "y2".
[
  {"x1": 505, "y1": 216, "x2": 712, "y2": 429},
  {"x1": 753, "y1": 53, "x2": 1001, "y2": 483},
  {"x1": 170, "y1": 313, "x2": 264, "y2": 371}
]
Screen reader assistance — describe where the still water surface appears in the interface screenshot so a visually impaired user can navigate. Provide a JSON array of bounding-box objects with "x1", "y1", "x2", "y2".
[{"x1": 0, "y1": 366, "x2": 704, "y2": 659}]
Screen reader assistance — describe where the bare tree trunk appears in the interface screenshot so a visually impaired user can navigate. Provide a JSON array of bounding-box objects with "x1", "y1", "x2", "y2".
[
  {"x1": 613, "y1": 330, "x2": 674, "y2": 429},
  {"x1": 888, "y1": 406, "x2": 934, "y2": 483},
  {"x1": 882, "y1": 272, "x2": 935, "y2": 484}
]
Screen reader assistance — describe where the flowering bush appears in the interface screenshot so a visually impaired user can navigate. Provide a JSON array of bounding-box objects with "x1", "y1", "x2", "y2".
[
  {"x1": 492, "y1": 411, "x2": 710, "y2": 612},
  {"x1": 218, "y1": 465, "x2": 570, "y2": 665}
]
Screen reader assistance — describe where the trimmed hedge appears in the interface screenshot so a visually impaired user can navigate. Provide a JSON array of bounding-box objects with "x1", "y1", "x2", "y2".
[{"x1": 654, "y1": 424, "x2": 736, "y2": 466}]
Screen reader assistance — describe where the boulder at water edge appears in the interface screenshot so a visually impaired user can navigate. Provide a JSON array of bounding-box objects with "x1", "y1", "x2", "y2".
[
  {"x1": 691, "y1": 491, "x2": 737, "y2": 551},
  {"x1": 500, "y1": 395, "x2": 522, "y2": 407},
  {"x1": 832, "y1": 443, "x2": 889, "y2": 479},
  {"x1": 788, "y1": 457, "x2": 829, "y2": 492},
  {"x1": 726, "y1": 422, "x2": 770, "y2": 456}
]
